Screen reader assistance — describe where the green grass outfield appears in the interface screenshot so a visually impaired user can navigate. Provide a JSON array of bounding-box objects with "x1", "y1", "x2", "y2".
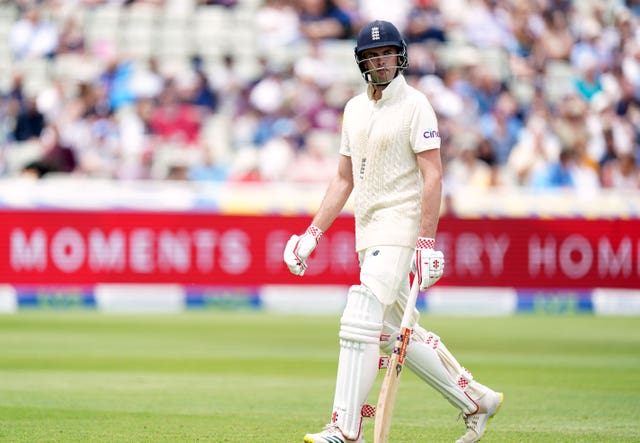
[{"x1": 0, "y1": 312, "x2": 638, "y2": 443}]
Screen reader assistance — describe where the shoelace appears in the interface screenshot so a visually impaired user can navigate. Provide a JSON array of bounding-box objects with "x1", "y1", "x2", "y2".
[
  {"x1": 322, "y1": 423, "x2": 341, "y2": 434},
  {"x1": 458, "y1": 412, "x2": 480, "y2": 430}
]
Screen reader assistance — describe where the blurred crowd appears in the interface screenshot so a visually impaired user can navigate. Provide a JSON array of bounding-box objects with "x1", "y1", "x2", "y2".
[{"x1": 0, "y1": 0, "x2": 639, "y2": 193}]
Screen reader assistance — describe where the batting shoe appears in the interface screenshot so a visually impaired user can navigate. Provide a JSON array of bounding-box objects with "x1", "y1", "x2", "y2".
[
  {"x1": 303, "y1": 423, "x2": 365, "y2": 443},
  {"x1": 456, "y1": 391, "x2": 504, "y2": 443}
]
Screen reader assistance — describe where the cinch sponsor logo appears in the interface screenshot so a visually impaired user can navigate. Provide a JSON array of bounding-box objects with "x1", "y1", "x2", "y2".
[{"x1": 423, "y1": 130, "x2": 440, "y2": 139}]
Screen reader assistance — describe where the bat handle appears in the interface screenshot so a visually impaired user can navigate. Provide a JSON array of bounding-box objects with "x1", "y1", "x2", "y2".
[{"x1": 400, "y1": 276, "x2": 420, "y2": 330}]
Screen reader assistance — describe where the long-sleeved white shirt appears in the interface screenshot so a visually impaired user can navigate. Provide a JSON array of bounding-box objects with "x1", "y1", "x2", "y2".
[{"x1": 339, "y1": 75, "x2": 441, "y2": 251}]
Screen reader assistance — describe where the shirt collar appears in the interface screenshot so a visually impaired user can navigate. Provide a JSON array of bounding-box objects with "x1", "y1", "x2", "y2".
[{"x1": 367, "y1": 75, "x2": 406, "y2": 103}]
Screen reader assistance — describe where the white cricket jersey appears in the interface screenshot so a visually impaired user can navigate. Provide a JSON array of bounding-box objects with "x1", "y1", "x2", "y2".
[{"x1": 339, "y1": 75, "x2": 440, "y2": 252}]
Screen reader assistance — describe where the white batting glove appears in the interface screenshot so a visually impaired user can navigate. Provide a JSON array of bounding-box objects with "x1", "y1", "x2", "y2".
[
  {"x1": 283, "y1": 225, "x2": 323, "y2": 276},
  {"x1": 415, "y1": 237, "x2": 445, "y2": 290}
]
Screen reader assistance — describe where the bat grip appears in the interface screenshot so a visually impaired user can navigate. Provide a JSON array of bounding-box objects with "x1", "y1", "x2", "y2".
[{"x1": 400, "y1": 276, "x2": 420, "y2": 330}]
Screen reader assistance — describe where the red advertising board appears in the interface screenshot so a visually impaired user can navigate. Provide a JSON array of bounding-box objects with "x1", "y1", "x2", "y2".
[{"x1": 1, "y1": 210, "x2": 638, "y2": 288}]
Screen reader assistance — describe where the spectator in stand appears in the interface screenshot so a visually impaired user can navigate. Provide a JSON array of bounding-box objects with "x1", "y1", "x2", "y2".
[
  {"x1": 189, "y1": 56, "x2": 219, "y2": 114},
  {"x1": 420, "y1": 71, "x2": 468, "y2": 120},
  {"x1": 597, "y1": 126, "x2": 619, "y2": 170},
  {"x1": 247, "y1": 60, "x2": 289, "y2": 116},
  {"x1": 621, "y1": 41, "x2": 640, "y2": 95},
  {"x1": 507, "y1": 113, "x2": 561, "y2": 186},
  {"x1": 552, "y1": 94, "x2": 594, "y2": 164},
  {"x1": 291, "y1": 42, "x2": 344, "y2": 135},
  {"x1": 530, "y1": 146, "x2": 576, "y2": 189},
  {"x1": 56, "y1": 14, "x2": 85, "y2": 55},
  {"x1": 256, "y1": 134, "x2": 296, "y2": 181},
  {"x1": 246, "y1": 62, "x2": 301, "y2": 148},
  {"x1": 27, "y1": 125, "x2": 77, "y2": 176},
  {"x1": 584, "y1": 91, "x2": 620, "y2": 164},
  {"x1": 114, "y1": 97, "x2": 155, "y2": 180},
  {"x1": 616, "y1": 72, "x2": 640, "y2": 117},
  {"x1": 465, "y1": 64, "x2": 504, "y2": 116},
  {"x1": 601, "y1": 151, "x2": 640, "y2": 189},
  {"x1": 476, "y1": 137, "x2": 502, "y2": 186},
  {"x1": 476, "y1": 137, "x2": 497, "y2": 167},
  {"x1": 570, "y1": 18, "x2": 610, "y2": 75},
  {"x1": 574, "y1": 55, "x2": 603, "y2": 102},
  {"x1": 402, "y1": 1, "x2": 446, "y2": 78},
  {"x1": 54, "y1": 81, "x2": 105, "y2": 170},
  {"x1": 206, "y1": 54, "x2": 252, "y2": 135},
  {"x1": 444, "y1": 137, "x2": 495, "y2": 189},
  {"x1": 627, "y1": 0, "x2": 640, "y2": 16},
  {"x1": 355, "y1": 0, "x2": 412, "y2": 33},
  {"x1": 36, "y1": 78, "x2": 68, "y2": 127},
  {"x1": 12, "y1": 95, "x2": 45, "y2": 142},
  {"x1": 617, "y1": 9, "x2": 640, "y2": 62},
  {"x1": 297, "y1": 0, "x2": 352, "y2": 40},
  {"x1": 188, "y1": 147, "x2": 229, "y2": 182},
  {"x1": 479, "y1": 90, "x2": 523, "y2": 165},
  {"x1": 148, "y1": 78, "x2": 202, "y2": 146},
  {"x1": 531, "y1": 8, "x2": 573, "y2": 69},
  {"x1": 570, "y1": 139, "x2": 602, "y2": 192},
  {"x1": 9, "y1": 4, "x2": 58, "y2": 60},
  {"x1": 5, "y1": 71, "x2": 26, "y2": 111},
  {"x1": 293, "y1": 38, "x2": 341, "y2": 89},
  {"x1": 227, "y1": 147, "x2": 262, "y2": 182},
  {"x1": 509, "y1": 2, "x2": 538, "y2": 57},
  {"x1": 462, "y1": 0, "x2": 517, "y2": 52},
  {"x1": 73, "y1": 102, "x2": 120, "y2": 178},
  {"x1": 97, "y1": 47, "x2": 137, "y2": 112},
  {"x1": 128, "y1": 56, "x2": 166, "y2": 102},
  {"x1": 255, "y1": 0, "x2": 301, "y2": 51},
  {"x1": 63, "y1": 82, "x2": 100, "y2": 126},
  {"x1": 286, "y1": 129, "x2": 337, "y2": 183},
  {"x1": 405, "y1": 0, "x2": 447, "y2": 44}
]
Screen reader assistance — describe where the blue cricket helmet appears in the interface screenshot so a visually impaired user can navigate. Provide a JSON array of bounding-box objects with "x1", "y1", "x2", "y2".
[{"x1": 354, "y1": 20, "x2": 408, "y2": 83}]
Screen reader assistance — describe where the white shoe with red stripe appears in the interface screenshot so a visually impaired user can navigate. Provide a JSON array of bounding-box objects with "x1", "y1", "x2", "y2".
[
  {"x1": 456, "y1": 391, "x2": 504, "y2": 443},
  {"x1": 303, "y1": 423, "x2": 365, "y2": 443}
]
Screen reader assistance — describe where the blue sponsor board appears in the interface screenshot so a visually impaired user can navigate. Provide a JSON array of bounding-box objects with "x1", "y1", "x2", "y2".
[
  {"x1": 516, "y1": 289, "x2": 593, "y2": 314},
  {"x1": 416, "y1": 292, "x2": 427, "y2": 312},
  {"x1": 185, "y1": 286, "x2": 261, "y2": 310},
  {"x1": 16, "y1": 286, "x2": 96, "y2": 309}
]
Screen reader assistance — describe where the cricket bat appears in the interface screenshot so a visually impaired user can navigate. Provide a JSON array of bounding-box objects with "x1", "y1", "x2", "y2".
[{"x1": 373, "y1": 276, "x2": 420, "y2": 443}]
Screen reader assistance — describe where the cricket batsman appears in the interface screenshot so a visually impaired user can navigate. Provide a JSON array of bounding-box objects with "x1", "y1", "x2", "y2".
[{"x1": 284, "y1": 20, "x2": 503, "y2": 443}]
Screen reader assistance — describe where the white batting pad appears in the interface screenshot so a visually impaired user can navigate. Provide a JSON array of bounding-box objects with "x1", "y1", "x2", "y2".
[
  {"x1": 332, "y1": 285, "x2": 384, "y2": 440},
  {"x1": 384, "y1": 323, "x2": 486, "y2": 415}
]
